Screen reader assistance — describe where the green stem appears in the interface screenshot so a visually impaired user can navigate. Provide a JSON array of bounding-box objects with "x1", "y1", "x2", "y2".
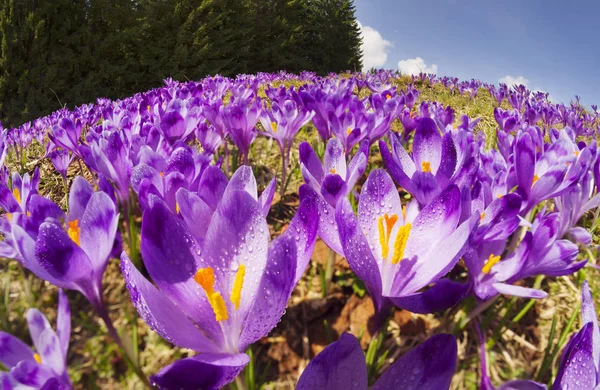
[
  {"x1": 93, "y1": 298, "x2": 151, "y2": 389},
  {"x1": 235, "y1": 375, "x2": 248, "y2": 390},
  {"x1": 324, "y1": 248, "x2": 336, "y2": 295}
]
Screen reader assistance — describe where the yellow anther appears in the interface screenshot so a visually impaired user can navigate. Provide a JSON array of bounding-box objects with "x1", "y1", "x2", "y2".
[
  {"x1": 26, "y1": 211, "x2": 31, "y2": 217},
  {"x1": 330, "y1": 168, "x2": 336, "y2": 174},
  {"x1": 147, "y1": 105, "x2": 151, "y2": 113},
  {"x1": 194, "y1": 267, "x2": 229, "y2": 321},
  {"x1": 6, "y1": 213, "x2": 12, "y2": 223},
  {"x1": 13, "y1": 188, "x2": 21, "y2": 204},
  {"x1": 270, "y1": 121, "x2": 277, "y2": 133},
  {"x1": 421, "y1": 161, "x2": 432, "y2": 173},
  {"x1": 347, "y1": 127, "x2": 353, "y2": 136},
  {"x1": 230, "y1": 264, "x2": 246, "y2": 310},
  {"x1": 377, "y1": 214, "x2": 398, "y2": 259},
  {"x1": 574, "y1": 150, "x2": 580, "y2": 157},
  {"x1": 391, "y1": 223, "x2": 411, "y2": 264},
  {"x1": 384, "y1": 93, "x2": 391, "y2": 99},
  {"x1": 67, "y1": 220, "x2": 81, "y2": 246},
  {"x1": 175, "y1": 202, "x2": 180, "y2": 214},
  {"x1": 532, "y1": 174, "x2": 539, "y2": 185},
  {"x1": 481, "y1": 254, "x2": 501, "y2": 274},
  {"x1": 497, "y1": 194, "x2": 503, "y2": 199},
  {"x1": 480, "y1": 213, "x2": 486, "y2": 221},
  {"x1": 34, "y1": 353, "x2": 42, "y2": 364},
  {"x1": 159, "y1": 172, "x2": 164, "y2": 178},
  {"x1": 194, "y1": 267, "x2": 215, "y2": 294},
  {"x1": 209, "y1": 292, "x2": 228, "y2": 321}
]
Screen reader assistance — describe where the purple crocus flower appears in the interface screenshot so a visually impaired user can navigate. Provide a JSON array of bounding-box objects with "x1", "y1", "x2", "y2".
[
  {"x1": 259, "y1": 95, "x2": 314, "y2": 152},
  {"x1": 514, "y1": 130, "x2": 588, "y2": 212},
  {"x1": 380, "y1": 117, "x2": 467, "y2": 206},
  {"x1": 221, "y1": 97, "x2": 261, "y2": 164},
  {"x1": 336, "y1": 169, "x2": 476, "y2": 319},
  {"x1": 259, "y1": 92, "x2": 314, "y2": 195},
  {"x1": 47, "y1": 148, "x2": 74, "y2": 181},
  {"x1": 297, "y1": 333, "x2": 457, "y2": 390},
  {"x1": 88, "y1": 130, "x2": 132, "y2": 205},
  {"x1": 195, "y1": 121, "x2": 223, "y2": 157},
  {"x1": 0, "y1": 169, "x2": 41, "y2": 217},
  {"x1": 121, "y1": 166, "x2": 318, "y2": 388},
  {"x1": 49, "y1": 118, "x2": 82, "y2": 157},
  {"x1": 465, "y1": 210, "x2": 584, "y2": 300},
  {"x1": 552, "y1": 281, "x2": 600, "y2": 389},
  {"x1": 299, "y1": 138, "x2": 369, "y2": 255},
  {"x1": 0, "y1": 290, "x2": 72, "y2": 389},
  {"x1": 9, "y1": 177, "x2": 119, "y2": 312}
]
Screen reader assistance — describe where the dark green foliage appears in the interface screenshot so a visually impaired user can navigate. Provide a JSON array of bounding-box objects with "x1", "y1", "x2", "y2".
[{"x1": 0, "y1": 0, "x2": 362, "y2": 127}]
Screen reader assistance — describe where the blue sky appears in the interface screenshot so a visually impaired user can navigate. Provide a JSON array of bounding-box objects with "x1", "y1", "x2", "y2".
[{"x1": 354, "y1": 0, "x2": 600, "y2": 106}]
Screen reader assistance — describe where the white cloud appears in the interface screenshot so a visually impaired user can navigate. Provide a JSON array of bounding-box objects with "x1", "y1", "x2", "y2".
[
  {"x1": 397, "y1": 57, "x2": 438, "y2": 75},
  {"x1": 358, "y1": 21, "x2": 392, "y2": 71},
  {"x1": 499, "y1": 75, "x2": 529, "y2": 87}
]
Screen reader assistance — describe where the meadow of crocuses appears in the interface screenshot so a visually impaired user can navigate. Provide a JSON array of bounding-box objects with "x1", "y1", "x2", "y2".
[{"x1": 0, "y1": 70, "x2": 599, "y2": 389}]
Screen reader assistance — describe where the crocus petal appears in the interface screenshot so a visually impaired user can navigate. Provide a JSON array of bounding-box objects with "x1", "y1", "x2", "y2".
[
  {"x1": 581, "y1": 281, "x2": 600, "y2": 375},
  {"x1": 358, "y1": 169, "x2": 402, "y2": 261},
  {"x1": 68, "y1": 177, "x2": 94, "y2": 221},
  {"x1": 299, "y1": 142, "x2": 324, "y2": 186},
  {"x1": 282, "y1": 191, "x2": 318, "y2": 284},
  {"x1": 238, "y1": 236, "x2": 297, "y2": 351},
  {"x1": 395, "y1": 214, "x2": 476, "y2": 295},
  {"x1": 323, "y1": 138, "x2": 347, "y2": 179},
  {"x1": 404, "y1": 184, "x2": 461, "y2": 260},
  {"x1": 197, "y1": 166, "x2": 228, "y2": 210},
  {"x1": 11, "y1": 225, "x2": 72, "y2": 289},
  {"x1": 34, "y1": 328, "x2": 64, "y2": 375},
  {"x1": 296, "y1": 333, "x2": 367, "y2": 390},
  {"x1": 224, "y1": 165, "x2": 258, "y2": 200},
  {"x1": 202, "y1": 190, "x2": 269, "y2": 320},
  {"x1": 300, "y1": 185, "x2": 343, "y2": 255},
  {"x1": 25, "y1": 309, "x2": 52, "y2": 354},
  {"x1": 258, "y1": 177, "x2": 277, "y2": 216},
  {"x1": 492, "y1": 283, "x2": 547, "y2": 299},
  {"x1": 321, "y1": 174, "x2": 347, "y2": 207},
  {"x1": 0, "y1": 332, "x2": 34, "y2": 368},
  {"x1": 497, "y1": 380, "x2": 547, "y2": 390},
  {"x1": 336, "y1": 199, "x2": 383, "y2": 310},
  {"x1": 515, "y1": 133, "x2": 535, "y2": 198},
  {"x1": 389, "y1": 280, "x2": 470, "y2": 314},
  {"x1": 379, "y1": 138, "x2": 414, "y2": 193},
  {"x1": 412, "y1": 118, "x2": 443, "y2": 173},
  {"x1": 346, "y1": 150, "x2": 368, "y2": 191},
  {"x1": 175, "y1": 188, "x2": 214, "y2": 241},
  {"x1": 373, "y1": 334, "x2": 457, "y2": 390},
  {"x1": 436, "y1": 132, "x2": 457, "y2": 186},
  {"x1": 151, "y1": 353, "x2": 250, "y2": 390},
  {"x1": 24, "y1": 195, "x2": 65, "y2": 235},
  {"x1": 0, "y1": 185, "x2": 20, "y2": 212},
  {"x1": 79, "y1": 192, "x2": 119, "y2": 273},
  {"x1": 10, "y1": 360, "x2": 55, "y2": 388},
  {"x1": 120, "y1": 252, "x2": 219, "y2": 353},
  {"x1": 410, "y1": 171, "x2": 441, "y2": 206},
  {"x1": 141, "y1": 199, "x2": 223, "y2": 343},
  {"x1": 553, "y1": 323, "x2": 596, "y2": 390},
  {"x1": 530, "y1": 167, "x2": 568, "y2": 202},
  {"x1": 35, "y1": 222, "x2": 95, "y2": 294},
  {"x1": 56, "y1": 290, "x2": 70, "y2": 359}
]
